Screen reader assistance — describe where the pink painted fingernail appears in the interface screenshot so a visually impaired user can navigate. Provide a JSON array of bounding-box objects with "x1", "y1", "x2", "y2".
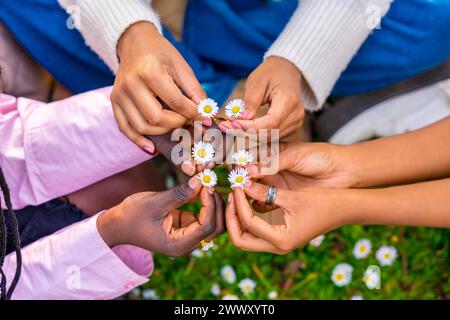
[
  {"x1": 241, "y1": 110, "x2": 250, "y2": 118},
  {"x1": 202, "y1": 119, "x2": 212, "y2": 127},
  {"x1": 143, "y1": 146, "x2": 155, "y2": 155},
  {"x1": 231, "y1": 121, "x2": 242, "y2": 129},
  {"x1": 244, "y1": 180, "x2": 252, "y2": 188},
  {"x1": 188, "y1": 176, "x2": 201, "y2": 189}
]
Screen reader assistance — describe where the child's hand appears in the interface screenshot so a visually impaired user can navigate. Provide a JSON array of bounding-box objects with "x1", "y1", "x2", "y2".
[
  {"x1": 98, "y1": 177, "x2": 225, "y2": 257},
  {"x1": 245, "y1": 142, "x2": 356, "y2": 190},
  {"x1": 226, "y1": 182, "x2": 347, "y2": 254},
  {"x1": 219, "y1": 56, "x2": 304, "y2": 138},
  {"x1": 111, "y1": 22, "x2": 207, "y2": 153}
]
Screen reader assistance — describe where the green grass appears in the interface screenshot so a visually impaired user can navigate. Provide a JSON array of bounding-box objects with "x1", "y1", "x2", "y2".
[{"x1": 129, "y1": 166, "x2": 450, "y2": 300}]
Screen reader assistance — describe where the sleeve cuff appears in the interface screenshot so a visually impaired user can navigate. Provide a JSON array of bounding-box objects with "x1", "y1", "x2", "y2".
[
  {"x1": 58, "y1": 0, "x2": 162, "y2": 73},
  {"x1": 265, "y1": 0, "x2": 393, "y2": 111}
]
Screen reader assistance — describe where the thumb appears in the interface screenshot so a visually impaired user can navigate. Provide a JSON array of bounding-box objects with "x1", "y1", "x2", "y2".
[
  {"x1": 154, "y1": 176, "x2": 202, "y2": 214},
  {"x1": 243, "y1": 181, "x2": 290, "y2": 208}
]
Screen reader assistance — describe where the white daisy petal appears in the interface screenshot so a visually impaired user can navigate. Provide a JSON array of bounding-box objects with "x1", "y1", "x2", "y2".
[
  {"x1": 201, "y1": 240, "x2": 215, "y2": 252},
  {"x1": 192, "y1": 141, "x2": 215, "y2": 164},
  {"x1": 197, "y1": 169, "x2": 218, "y2": 187},
  {"x1": 376, "y1": 245, "x2": 398, "y2": 266},
  {"x1": 228, "y1": 168, "x2": 250, "y2": 189},
  {"x1": 309, "y1": 234, "x2": 325, "y2": 247},
  {"x1": 231, "y1": 150, "x2": 255, "y2": 166},
  {"x1": 363, "y1": 267, "x2": 381, "y2": 289},
  {"x1": 350, "y1": 295, "x2": 364, "y2": 300},
  {"x1": 268, "y1": 291, "x2": 278, "y2": 299},
  {"x1": 225, "y1": 99, "x2": 246, "y2": 119},
  {"x1": 221, "y1": 265, "x2": 236, "y2": 284},
  {"x1": 331, "y1": 263, "x2": 353, "y2": 287},
  {"x1": 238, "y1": 278, "x2": 256, "y2": 295},
  {"x1": 222, "y1": 294, "x2": 239, "y2": 300},
  {"x1": 211, "y1": 283, "x2": 221, "y2": 297},
  {"x1": 353, "y1": 238, "x2": 372, "y2": 259},
  {"x1": 197, "y1": 98, "x2": 219, "y2": 118}
]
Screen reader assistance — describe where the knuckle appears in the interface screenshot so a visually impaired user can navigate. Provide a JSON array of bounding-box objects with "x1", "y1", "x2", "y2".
[
  {"x1": 277, "y1": 240, "x2": 293, "y2": 252},
  {"x1": 148, "y1": 111, "x2": 163, "y2": 126},
  {"x1": 173, "y1": 184, "x2": 190, "y2": 203},
  {"x1": 135, "y1": 123, "x2": 149, "y2": 135}
]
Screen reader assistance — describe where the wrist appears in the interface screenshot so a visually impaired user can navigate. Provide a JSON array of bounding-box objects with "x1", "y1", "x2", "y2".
[
  {"x1": 117, "y1": 21, "x2": 159, "y2": 60},
  {"x1": 96, "y1": 206, "x2": 125, "y2": 248},
  {"x1": 334, "y1": 144, "x2": 366, "y2": 188}
]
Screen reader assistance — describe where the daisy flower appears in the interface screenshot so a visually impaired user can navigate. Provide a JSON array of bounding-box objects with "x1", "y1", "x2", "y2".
[
  {"x1": 221, "y1": 265, "x2": 236, "y2": 284},
  {"x1": 231, "y1": 150, "x2": 254, "y2": 166},
  {"x1": 197, "y1": 169, "x2": 218, "y2": 188},
  {"x1": 197, "y1": 98, "x2": 219, "y2": 118},
  {"x1": 225, "y1": 99, "x2": 246, "y2": 119},
  {"x1": 331, "y1": 263, "x2": 353, "y2": 287},
  {"x1": 201, "y1": 240, "x2": 215, "y2": 252},
  {"x1": 364, "y1": 266, "x2": 381, "y2": 289},
  {"x1": 268, "y1": 291, "x2": 278, "y2": 299},
  {"x1": 376, "y1": 246, "x2": 398, "y2": 266},
  {"x1": 353, "y1": 238, "x2": 372, "y2": 259},
  {"x1": 211, "y1": 283, "x2": 221, "y2": 297},
  {"x1": 228, "y1": 168, "x2": 250, "y2": 189},
  {"x1": 222, "y1": 294, "x2": 239, "y2": 300},
  {"x1": 238, "y1": 278, "x2": 256, "y2": 296},
  {"x1": 309, "y1": 234, "x2": 325, "y2": 247},
  {"x1": 142, "y1": 289, "x2": 159, "y2": 300},
  {"x1": 350, "y1": 295, "x2": 364, "y2": 300},
  {"x1": 191, "y1": 249, "x2": 203, "y2": 258},
  {"x1": 192, "y1": 141, "x2": 215, "y2": 164}
]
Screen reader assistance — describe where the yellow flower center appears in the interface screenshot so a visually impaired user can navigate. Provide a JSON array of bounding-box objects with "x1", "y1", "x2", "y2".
[
  {"x1": 359, "y1": 245, "x2": 366, "y2": 253},
  {"x1": 232, "y1": 106, "x2": 240, "y2": 114},
  {"x1": 384, "y1": 253, "x2": 391, "y2": 259},
  {"x1": 204, "y1": 105, "x2": 212, "y2": 113},
  {"x1": 197, "y1": 148, "x2": 207, "y2": 158},
  {"x1": 203, "y1": 175, "x2": 211, "y2": 183},
  {"x1": 238, "y1": 156, "x2": 247, "y2": 164},
  {"x1": 336, "y1": 274, "x2": 344, "y2": 281},
  {"x1": 244, "y1": 285, "x2": 251, "y2": 292},
  {"x1": 235, "y1": 176, "x2": 244, "y2": 183}
]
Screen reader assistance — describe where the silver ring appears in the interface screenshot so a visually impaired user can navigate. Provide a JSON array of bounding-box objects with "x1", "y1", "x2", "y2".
[{"x1": 265, "y1": 185, "x2": 278, "y2": 206}]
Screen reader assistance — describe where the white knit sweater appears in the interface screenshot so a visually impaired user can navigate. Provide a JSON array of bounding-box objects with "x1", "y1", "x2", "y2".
[{"x1": 58, "y1": 0, "x2": 392, "y2": 111}]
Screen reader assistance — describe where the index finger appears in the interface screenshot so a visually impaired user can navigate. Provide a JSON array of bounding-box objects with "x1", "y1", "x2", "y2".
[{"x1": 147, "y1": 73, "x2": 203, "y2": 121}]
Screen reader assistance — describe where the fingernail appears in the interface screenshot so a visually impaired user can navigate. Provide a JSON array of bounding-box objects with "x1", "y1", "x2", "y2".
[
  {"x1": 244, "y1": 180, "x2": 252, "y2": 188},
  {"x1": 202, "y1": 119, "x2": 212, "y2": 127},
  {"x1": 218, "y1": 125, "x2": 228, "y2": 133},
  {"x1": 188, "y1": 176, "x2": 201, "y2": 189},
  {"x1": 182, "y1": 160, "x2": 196, "y2": 176},
  {"x1": 207, "y1": 187, "x2": 215, "y2": 195},
  {"x1": 231, "y1": 122, "x2": 242, "y2": 129},
  {"x1": 143, "y1": 146, "x2": 155, "y2": 155}
]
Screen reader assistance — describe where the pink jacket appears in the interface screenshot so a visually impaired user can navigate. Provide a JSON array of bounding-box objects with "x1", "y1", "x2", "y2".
[{"x1": 0, "y1": 87, "x2": 154, "y2": 299}]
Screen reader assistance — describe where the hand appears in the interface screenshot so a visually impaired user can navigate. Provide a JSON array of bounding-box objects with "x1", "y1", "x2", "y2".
[
  {"x1": 98, "y1": 177, "x2": 225, "y2": 257},
  {"x1": 226, "y1": 182, "x2": 347, "y2": 254},
  {"x1": 246, "y1": 142, "x2": 356, "y2": 191},
  {"x1": 111, "y1": 22, "x2": 207, "y2": 153},
  {"x1": 219, "y1": 56, "x2": 304, "y2": 138}
]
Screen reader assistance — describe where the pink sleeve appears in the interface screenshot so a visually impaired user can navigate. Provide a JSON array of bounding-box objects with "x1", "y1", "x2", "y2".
[
  {"x1": 0, "y1": 88, "x2": 152, "y2": 209},
  {"x1": 4, "y1": 213, "x2": 153, "y2": 300}
]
